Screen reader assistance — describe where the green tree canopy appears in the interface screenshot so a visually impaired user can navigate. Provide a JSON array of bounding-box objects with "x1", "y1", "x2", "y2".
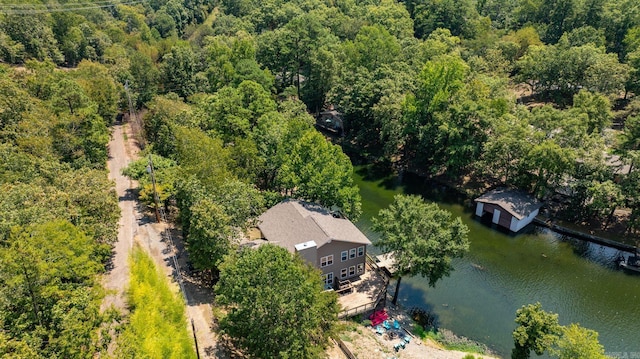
[
  {"x1": 215, "y1": 245, "x2": 339, "y2": 359},
  {"x1": 161, "y1": 43, "x2": 201, "y2": 98},
  {"x1": 512, "y1": 302, "x2": 562, "y2": 359},
  {"x1": 551, "y1": 323, "x2": 608, "y2": 359},
  {"x1": 516, "y1": 42, "x2": 630, "y2": 100},
  {"x1": 0, "y1": 220, "x2": 104, "y2": 359},
  {"x1": 277, "y1": 130, "x2": 362, "y2": 218},
  {"x1": 372, "y1": 194, "x2": 469, "y2": 303}
]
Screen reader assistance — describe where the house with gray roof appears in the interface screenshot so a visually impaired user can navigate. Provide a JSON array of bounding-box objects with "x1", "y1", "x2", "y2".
[
  {"x1": 474, "y1": 188, "x2": 543, "y2": 232},
  {"x1": 257, "y1": 199, "x2": 371, "y2": 289}
]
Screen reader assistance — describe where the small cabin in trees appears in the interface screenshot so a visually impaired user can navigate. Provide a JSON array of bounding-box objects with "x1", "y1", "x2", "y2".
[
  {"x1": 256, "y1": 199, "x2": 371, "y2": 289},
  {"x1": 474, "y1": 189, "x2": 543, "y2": 232},
  {"x1": 316, "y1": 108, "x2": 343, "y2": 134}
]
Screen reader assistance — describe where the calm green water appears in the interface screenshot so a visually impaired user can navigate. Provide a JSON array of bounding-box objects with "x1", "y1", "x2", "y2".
[{"x1": 354, "y1": 166, "x2": 640, "y2": 357}]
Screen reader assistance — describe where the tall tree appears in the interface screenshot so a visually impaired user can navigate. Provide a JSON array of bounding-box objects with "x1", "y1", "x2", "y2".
[
  {"x1": 618, "y1": 115, "x2": 640, "y2": 172},
  {"x1": 586, "y1": 180, "x2": 623, "y2": 228},
  {"x1": 75, "y1": 61, "x2": 120, "y2": 124},
  {"x1": 186, "y1": 197, "x2": 233, "y2": 271},
  {"x1": 197, "y1": 80, "x2": 276, "y2": 143},
  {"x1": 570, "y1": 90, "x2": 611, "y2": 135},
  {"x1": 406, "y1": 0, "x2": 480, "y2": 38},
  {"x1": 329, "y1": 62, "x2": 415, "y2": 159},
  {"x1": 344, "y1": 25, "x2": 401, "y2": 72},
  {"x1": 524, "y1": 139, "x2": 576, "y2": 198},
  {"x1": 551, "y1": 323, "x2": 608, "y2": 359},
  {"x1": 516, "y1": 42, "x2": 630, "y2": 100},
  {"x1": 372, "y1": 194, "x2": 469, "y2": 304},
  {"x1": 403, "y1": 54, "x2": 501, "y2": 175},
  {"x1": 0, "y1": 221, "x2": 104, "y2": 359},
  {"x1": 215, "y1": 245, "x2": 339, "y2": 359},
  {"x1": 161, "y1": 44, "x2": 201, "y2": 98},
  {"x1": 512, "y1": 302, "x2": 562, "y2": 359},
  {"x1": 1, "y1": 14, "x2": 63, "y2": 63},
  {"x1": 480, "y1": 109, "x2": 533, "y2": 184},
  {"x1": 277, "y1": 130, "x2": 362, "y2": 218}
]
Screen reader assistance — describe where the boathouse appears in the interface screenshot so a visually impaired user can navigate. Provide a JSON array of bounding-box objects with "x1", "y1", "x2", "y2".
[{"x1": 474, "y1": 189, "x2": 543, "y2": 232}]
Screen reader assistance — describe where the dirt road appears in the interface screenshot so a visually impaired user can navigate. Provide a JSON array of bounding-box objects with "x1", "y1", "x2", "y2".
[
  {"x1": 102, "y1": 124, "x2": 138, "y2": 313},
  {"x1": 102, "y1": 123, "x2": 219, "y2": 358}
]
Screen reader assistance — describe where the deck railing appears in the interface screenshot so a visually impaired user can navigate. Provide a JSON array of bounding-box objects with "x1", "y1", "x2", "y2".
[
  {"x1": 337, "y1": 254, "x2": 390, "y2": 319},
  {"x1": 366, "y1": 254, "x2": 390, "y2": 283},
  {"x1": 338, "y1": 301, "x2": 376, "y2": 319},
  {"x1": 338, "y1": 276, "x2": 388, "y2": 318}
]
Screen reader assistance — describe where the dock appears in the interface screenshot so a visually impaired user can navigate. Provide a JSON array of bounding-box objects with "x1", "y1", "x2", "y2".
[
  {"x1": 375, "y1": 252, "x2": 399, "y2": 277},
  {"x1": 533, "y1": 217, "x2": 637, "y2": 253}
]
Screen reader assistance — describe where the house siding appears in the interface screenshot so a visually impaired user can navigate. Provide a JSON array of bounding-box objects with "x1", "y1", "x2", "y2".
[
  {"x1": 510, "y1": 208, "x2": 539, "y2": 232},
  {"x1": 317, "y1": 241, "x2": 367, "y2": 281}
]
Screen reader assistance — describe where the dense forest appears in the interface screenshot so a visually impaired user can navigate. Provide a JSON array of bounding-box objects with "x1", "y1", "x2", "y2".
[{"x1": 1, "y1": 0, "x2": 639, "y2": 357}]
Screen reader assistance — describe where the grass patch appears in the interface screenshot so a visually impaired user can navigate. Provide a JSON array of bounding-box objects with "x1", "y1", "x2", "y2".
[
  {"x1": 420, "y1": 328, "x2": 488, "y2": 355},
  {"x1": 340, "y1": 333, "x2": 352, "y2": 342},
  {"x1": 113, "y1": 246, "x2": 196, "y2": 358}
]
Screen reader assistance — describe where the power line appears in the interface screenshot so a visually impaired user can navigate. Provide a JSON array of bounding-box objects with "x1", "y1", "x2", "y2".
[
  {"x1": 148, "y1": 156, "x2": 199, "y2": 357},
  {"x1": 0, "y1": 0, "x2": 146, "y2": 14},
  {"x1": 0, "y1": 0, "x2": 128, "y2": 8}
]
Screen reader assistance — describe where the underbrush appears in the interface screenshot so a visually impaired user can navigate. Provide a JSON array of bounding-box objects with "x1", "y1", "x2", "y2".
[
  {"x1": 409, "y1": 307, "x2": 489, "y2": 356},
  {"x1": 113, "y1": 246, "x2": 196, "y2": 358},
  {"x1": 415, "y1": 327, "x2": 489, "y2": 354}
]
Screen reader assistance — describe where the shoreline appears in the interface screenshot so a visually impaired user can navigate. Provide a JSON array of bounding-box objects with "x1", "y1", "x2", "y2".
[
  {"x1": 331, "y1": 299, "x2": 501, "y2": 359},
  {"x1": 399, "y1": 166, "x2": 640, "y2": 253}
]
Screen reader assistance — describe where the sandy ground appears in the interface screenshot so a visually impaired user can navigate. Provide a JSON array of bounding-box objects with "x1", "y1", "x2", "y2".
[
  {"x1": 327, "y1": 304, "x2": 500, "y2": 359},
  {"x1": 101, "y1": 123, "x2": 219, "y2": 358}
]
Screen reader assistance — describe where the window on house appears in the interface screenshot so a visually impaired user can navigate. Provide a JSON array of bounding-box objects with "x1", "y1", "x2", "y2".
[
  {"x1": 341, "y1": 268, "x2": 348, "y2": 278},
  {"x1": 341, "y1": 250, "x2": 348, "y2": 262},
  {"x1": 349, "y1": 266, "x2": 356, "y2": 276},
  {"x1": 357, "y1": 263, "x2": 364, "y2": 274},
  {"x1": 323, "y1": 273, "x2": 334, "y2": 286},
  {"x1": 349, "y1": 248, "x2": 356, "y2": 259},
  {"x1": 357, "y1": 246, "x2": 365, "y2": 257},
  {"x1": 320, "y1": 255, "x2": 333, "y2": 267}
]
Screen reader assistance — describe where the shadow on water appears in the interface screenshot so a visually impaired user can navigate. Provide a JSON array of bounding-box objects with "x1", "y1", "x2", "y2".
[
  {"x1": 397, "y1": 283, "x2": 441, "y2": 328},
  {"x1": 355, "y1": 165, "x2": 471, "y2": 208},
  {"x1": 355, "y1": 162, "x2": 401, "y2": 190}
]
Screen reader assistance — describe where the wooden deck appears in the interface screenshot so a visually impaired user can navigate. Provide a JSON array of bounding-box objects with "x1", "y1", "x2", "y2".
[
  {"x1": 375, "y1": 252, "x2": 398, "y2": 276},
  {"x1": 337, "y1": 258, "x2": 389, "y2": 318}
]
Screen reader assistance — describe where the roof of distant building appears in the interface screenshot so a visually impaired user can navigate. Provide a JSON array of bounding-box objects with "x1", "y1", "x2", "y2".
[{"x1": 475, "y1": 188, "x2": 543, "y2": 220}]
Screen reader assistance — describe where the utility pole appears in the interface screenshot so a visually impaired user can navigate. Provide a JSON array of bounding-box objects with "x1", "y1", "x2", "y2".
[
  {"x1": 124, "y1": 80, "x2": 135, "y2": 124},
  {"x1": 147, "y1": 154, "x2": 161, "y2": 223},
  {"x1": 147, "y1": 151, "x2": 196, "y2": 356},
  {"x1": 191, "y1": 319, "x2": 201, "y2": 359},
  {"x1": 124, "y1": 80, "x2": 145, "y2": 148}
]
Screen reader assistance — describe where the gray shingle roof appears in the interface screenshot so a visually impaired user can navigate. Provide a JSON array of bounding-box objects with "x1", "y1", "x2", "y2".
[
  {"x1": 475, "y1": 188, "x2": 543, "y2": 220},
  {"x1": 257, "y1": 199, "x2": 371, "y2": 253}
]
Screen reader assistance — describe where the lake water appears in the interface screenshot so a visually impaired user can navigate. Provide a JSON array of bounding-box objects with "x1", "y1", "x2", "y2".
[{"x1": 354, "y1": 166, "x2": 640, "y2": 357}]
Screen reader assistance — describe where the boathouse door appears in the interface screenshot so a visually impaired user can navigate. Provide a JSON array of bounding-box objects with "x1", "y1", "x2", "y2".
[{"x1": 492, "y1": 209, "x2": 501, "y2": 224}]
